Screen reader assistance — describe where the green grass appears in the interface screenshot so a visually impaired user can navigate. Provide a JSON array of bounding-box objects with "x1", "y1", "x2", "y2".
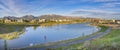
[
  {"x1": 84, "y1": 29, "x2": 120, "y2": 50},
  {"x1": 90, "y1": 29, "x2": 120, "y2": 46},
  {"x1": 0, "y1": 31, "x2": 24, "y2": 40},
  {"x1": 53, "y1": 29, "x2": 120, "y2": 50},
  {"x1": 98, "y1": 26, "x2": 108, "y2": 32},
  {"x1": 0, "y1": 21, "x2": 77, "y2": 26}
]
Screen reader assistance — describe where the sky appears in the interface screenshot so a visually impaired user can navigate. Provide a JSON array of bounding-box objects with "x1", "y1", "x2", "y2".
[{"x1": 0, "y1": 0, "x2": 120, "y2": 19}]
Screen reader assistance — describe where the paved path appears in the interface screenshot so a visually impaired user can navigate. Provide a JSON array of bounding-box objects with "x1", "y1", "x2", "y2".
[
  {"x1": 48, "y1": 27, "x2": 111, "y2": 49},
  {"x1": 13, "y1": 27, "x2": 111, "y2": 50}
]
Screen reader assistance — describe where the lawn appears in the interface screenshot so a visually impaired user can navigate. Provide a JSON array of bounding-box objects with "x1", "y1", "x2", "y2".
[
  {"x1": 53, "y1": 28, "x2": 120, "y2": 50},
  {"x1": 87, "y1": 29, "x2": 120, "y2": 50}
]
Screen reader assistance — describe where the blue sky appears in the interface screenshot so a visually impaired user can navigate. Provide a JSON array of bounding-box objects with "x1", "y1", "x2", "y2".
[{"x1": 0, "y1": 0, "x2": 120, "y2": 19}]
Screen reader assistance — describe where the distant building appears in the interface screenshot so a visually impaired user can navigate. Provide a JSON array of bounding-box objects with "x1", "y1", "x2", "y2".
[
  {"x1": 112, "y1": 20, "x2": 116, "y2": 23},
  {"x1": 58, "y1": 19, "x2": 62, "y2": 22},
  {"x1": 17, "y1": 19, "x2": 24, "y2": 22},
  {"x1": 30, "y1": 19, "x2": 37, "y2": 23},
  {"x1": 4, "y1": 19, "x2": 12, "y2": 23},
  {"x1": 55, "y1": 20, "x2": 58, "y2": 22},
  {"x1": 0, "y1": 18, "x2": 2, "y2": 21},
  {"x1": 63, "y1": 19, "x2": 70, "y2": 22},
  {"x1": 98, "y1": 20, "x2": 106, "y2": 24},
  {"x1": 50, "y1": 19, "x2": 70, "y2": 22},
  {"x1": 116, "y1": 20, "x2": 120, "y2": 24},
  {"x1": 39, "y1": 19, "x2": 46, "y2": 22}
]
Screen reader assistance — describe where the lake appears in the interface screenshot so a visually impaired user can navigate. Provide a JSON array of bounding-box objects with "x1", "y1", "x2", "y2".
[{"x1": 0, "y1": 23, "x2": 99, "y2": 49}]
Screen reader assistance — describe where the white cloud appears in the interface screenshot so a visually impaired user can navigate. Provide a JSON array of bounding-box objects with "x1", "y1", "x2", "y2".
[
  {"x1": 0, "y1": 4, "x2": 11, "y2": 12},
  {"x1": 93, "y1": 0, "x2": 119, "y2": 2},
  {"x1": 0, "y1": 0, "x2": 22, "y2": 16}
]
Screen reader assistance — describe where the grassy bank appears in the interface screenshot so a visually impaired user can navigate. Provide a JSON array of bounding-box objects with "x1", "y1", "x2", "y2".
[
  {"x1": 0, "y1": 24, "x2": 25, "y2": 34},
  {"x1": 0, "y1": 31, "x2": 24, "y2": 40},
  {"x1": 0, "y1": 25, "x2": 26, "y2": 40},
  {"x1": 53, "y1": 29, "x2": 120, "y2": 50},
  {"x1": 86, "y1": 29, "x2": 120, "y2": 50},
  {"x1": 98, "y1": 26, "x2": 108, "y2": 32},
  {"x1": 0, "y1": 21, "x2": 81, "y2": 26}
]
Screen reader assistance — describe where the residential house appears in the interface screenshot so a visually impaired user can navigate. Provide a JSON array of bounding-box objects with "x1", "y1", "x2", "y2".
[
  {"x1": 112, "y1": 20, "x2": 116, "y2": 23},
  {"x1": 4, "y1": 19, "x2": 12, "y2": 23},
  {"x1": 30, "y1": 19, "x2": 37, "y2": 23},
  {"x1": 50, "y1": 19, "x2": 70, "y2": 22},
  {"x1": 116, "y1": 20, "x2": 120, "y2": 24},
  {"x1": 17, "y1": 19, "x2": 24, "y2": 23},
  {"x1": 39, "y1": 19, "x2": 46, "y2": 22},
  {"x1": 98, "y1": 20, "x2": 106, "y2": 24},
  {"x1": 63, "y1": 19, "x2": 70, "y2": 22},
  {"x1": 58, "y1": 19, "x2": 63, "y2": 22},
  {"x1": 55, "y1": 20, "x2": 58, "y2": 22},
  {"x1": 0, "y1": 18, "x2": 3, "y2": 22}
]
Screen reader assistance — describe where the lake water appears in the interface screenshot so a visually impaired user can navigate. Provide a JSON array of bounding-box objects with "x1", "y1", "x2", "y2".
[{"x1": 0, "y1": 23, "x2": 98, "y2": 49}]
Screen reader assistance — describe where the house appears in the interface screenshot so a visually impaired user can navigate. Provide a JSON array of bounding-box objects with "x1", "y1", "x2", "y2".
[
  {"x1": 98, "y1": 20, "x2": 106, "y2": 24},
  {"x1": 30, "y1": 19, "x2": 37, "y2": 23},
  {"x1": 58, "y1": 19, "x2": 63, "y2": 22},
  {"x1": 17, "y1": 19, "x2": 24, "y2": 23},
  {"x1": 50, "y1": 19, "x2": 71, "y2": 22},
  {"x1": 55, "y1": 20, "x2": 58, "y2": 22},
  {"x1": 116, "y1": 20, "x2": 120, "y2": 24},
  {"x1": 0, "y1": 18, "x2": 3, "y2": 22},
  {"x1": 112, "y1": 20, "x2": 116, "y2": 23},
  {"x1": 4, "y1": 19, "x2": 12, "y2": 23},
  {"x1": 54, "y1": 19, "x2": 61, "y2": 22},
  {"x1": 63, "y1": 19, "x2": 67, "y2": 21},
  {"x1": 39, "y1": 19, "x2": 46, "y2": 22},
  {"x1": 63, "y1": 19, "x2": 70, "y2": 22}
]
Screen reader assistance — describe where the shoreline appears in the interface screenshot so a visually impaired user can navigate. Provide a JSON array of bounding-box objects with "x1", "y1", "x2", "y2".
[{"x1": 0, "y1": 21, "x2": 83, "y2": 26}]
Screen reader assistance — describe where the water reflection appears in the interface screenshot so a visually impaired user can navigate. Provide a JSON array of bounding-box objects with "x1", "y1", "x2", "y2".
[
  {"x1": 0, "y1": 25, "x2": 25, "y2": 40},
  {"x1": 0, "y1": 24, "x2": 60, "y2": 50},
  {"x1": 0, "y1": 25, "x2": 25, "y2": 50}
]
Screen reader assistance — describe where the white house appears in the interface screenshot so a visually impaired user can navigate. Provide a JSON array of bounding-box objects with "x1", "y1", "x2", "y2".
[
  {"x1": 39, "y1": 19, "x2": 46, "y2": 22},
  {"x1": 117, "y1": 20, "x2": 120, "y2": 24},
  {"x1": 4, "y1": 19, "x2": 12, "y2": 23},
  {"x1": 17, "y1": 19, "x2": 24, "y2": 22}
]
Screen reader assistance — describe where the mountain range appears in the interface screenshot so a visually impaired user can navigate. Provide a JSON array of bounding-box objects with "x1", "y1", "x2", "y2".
[{"x1": 2, "y1": 14, "x2": 82, "y2": 20}]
